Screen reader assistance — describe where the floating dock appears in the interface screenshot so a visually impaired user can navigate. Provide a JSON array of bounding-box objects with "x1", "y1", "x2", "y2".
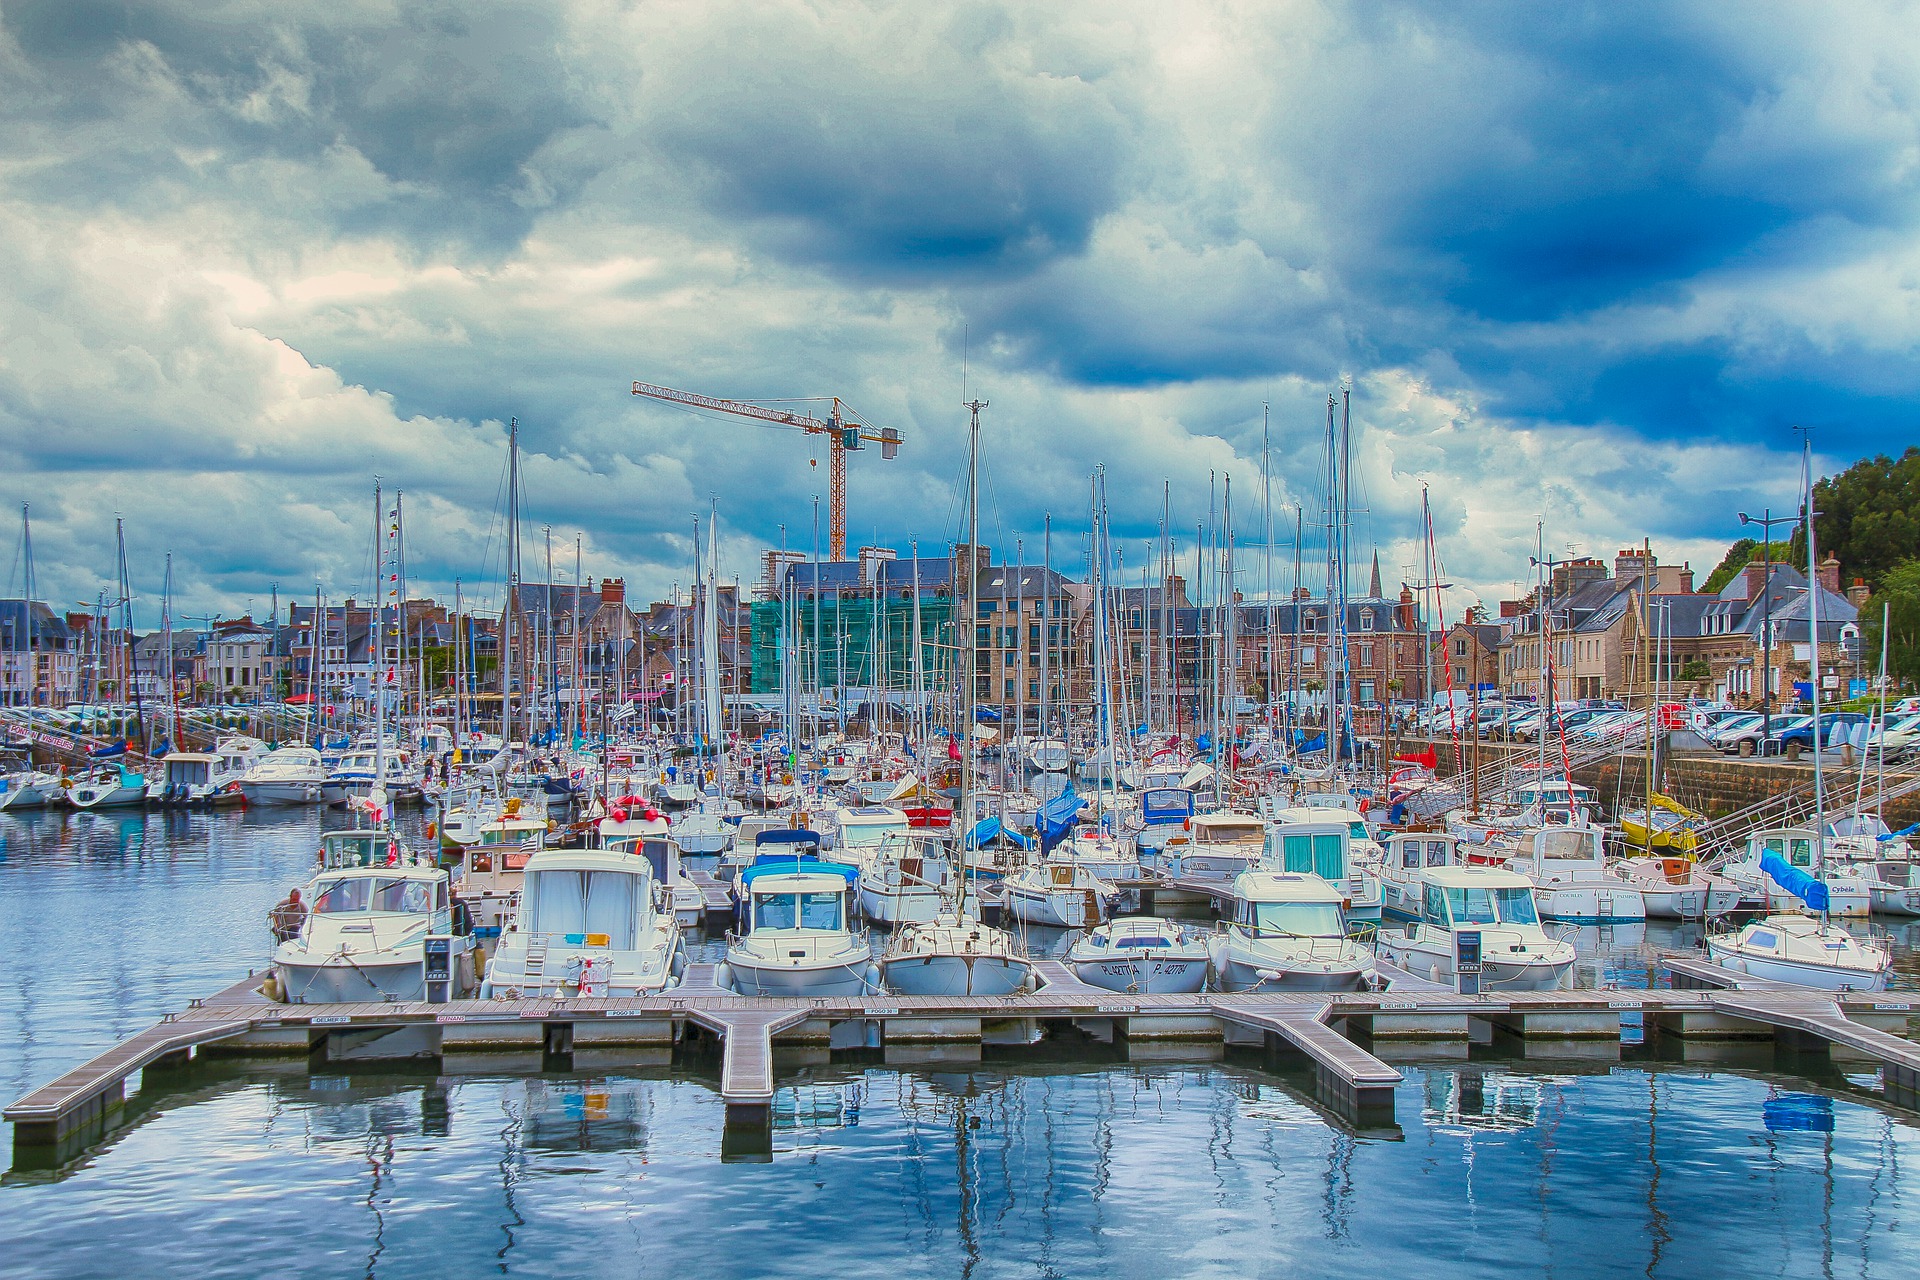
[{"x1": 8, "y1": 957, "x2": 1915, "y2": 1157}]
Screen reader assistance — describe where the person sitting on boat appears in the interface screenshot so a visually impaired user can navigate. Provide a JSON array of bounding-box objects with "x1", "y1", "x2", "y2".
[{"x1": 269, "y1": 888, "x2": 307, "y2": 942}]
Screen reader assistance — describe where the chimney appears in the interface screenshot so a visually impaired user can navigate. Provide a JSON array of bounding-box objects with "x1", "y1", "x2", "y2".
[
  {"x1": 600, "y1": 577, "x2": 625, "y2": 606},
  {"x1": 1500, "y1": 600, "x2": 1521, "y2": 619},
  {"x1": 1741, "y1": 560, "x2": 1769, "y2": 602},
  {"x1": 1848, "y1": 577, "x2": 1871, "y2": 609},
  {"x1": 1614, "y1": 548, "x2": 1655, "y2": 583},
  {"x1": 1396, "y1": 584, "x2": 1417, "y2": 631},
  {"x1": 1818, "y1": 553, "x2": 1841, "y2": 595}
]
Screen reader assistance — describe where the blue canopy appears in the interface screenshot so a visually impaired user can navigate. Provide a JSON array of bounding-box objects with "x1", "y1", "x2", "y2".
[
  {"x1": 1037, "y1": 785, "x2": 1086, "y2": 856},
  {"x1": 741, "y1": 854, "x2": 858, "y2": 887},
  {"x1": 754, "y1": 828, "x2": 822, "y2": 849},
  {"x1": 90, "y1": 740, "x2": 128, "y2": 759},
  {"x1": 1760, "y1": 851, "x2": 1830, "y2": 912},
  {"x1": 1297, "y1": 732, "x2": 1327, "y2": 754},
  {"x1": 966, "y1": 815, "x2": 1034, "y2": 851}
]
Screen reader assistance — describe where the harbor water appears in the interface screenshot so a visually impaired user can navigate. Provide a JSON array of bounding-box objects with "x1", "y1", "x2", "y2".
[{"x1": 2, "y1": 808, "x2": 1918, "y2": 1278}]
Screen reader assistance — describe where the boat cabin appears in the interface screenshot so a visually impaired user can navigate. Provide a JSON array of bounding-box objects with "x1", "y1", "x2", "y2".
[
  {"x1": 1385, "y1": 832, "x2": 1467, "y2": 872},
  {"x1": 1189, "y1": 812, "x2": 1267, "y2": 848},
  {"x1": 1414, "y1": 866, "x2": 1543, "y2": 932},
  {"x1": 738, "y1": 855, "x2": 859, "y2": 934},
  {"x1": 162, "y1": 752, "x2": 217, "y2": 791},
  {"x1": 1231, "y1": 872, "x2": 1350, "y2": 937},
  {"x1": 834, "y1": 805, "x2": 911, "y2": 851},
  {"x1": 1747, "y1": 826, "x2": 1820, "y2": 872},
  {"x1": 320, "y1": 829, "x2": 406, "y2": 869},
  {"x1": 1517, "y1": 826, "x2": 1607, "y2": 880},
  {"x1": 514, "y1": 850, "x2": 660, "y2": 948},
  {"x1": 1140, "y1": 788, "x2": 1196, "y2": 828},
  {"x1": 1263, "y1": 820, "x2": 1352, "y2": 881}
]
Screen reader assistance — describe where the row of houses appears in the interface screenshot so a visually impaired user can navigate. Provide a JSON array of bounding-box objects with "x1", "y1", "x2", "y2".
[
  {"x1": 1443, "y1": 548, "x2": 1867, "y2": 708},
  {"x1": 0, "y1": 541, "x2": 1872, "y2": 719}
]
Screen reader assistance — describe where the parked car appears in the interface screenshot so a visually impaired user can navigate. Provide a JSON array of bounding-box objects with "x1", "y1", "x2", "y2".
[
  {"x1": 1868, "y1": 712, "x2": 1920, "y2": 759},
  {"x1": 1718, "y1": 713, "x2": 1809, "y2": 757},
  {"x1": 1769, "y1": 711, "x2": 1870, "y2": 761},
  {"x1": 1702, "y1": 712, "x2": 1764, "y2": 748}
]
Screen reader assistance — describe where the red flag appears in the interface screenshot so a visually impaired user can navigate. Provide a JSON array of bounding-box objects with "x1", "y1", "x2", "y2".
[{"x1": 948, "y1": 737, "x2": 962, "y2": 761}]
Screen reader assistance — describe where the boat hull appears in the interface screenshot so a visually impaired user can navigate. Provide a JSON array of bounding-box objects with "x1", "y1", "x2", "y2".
[
  {"x1": 882, "y1": 953, "x2": 1030, "y2": 997},
  {"x1": 67, "y1": 783, "x2": 148, "y2": 809},
  {"x1": 1706, "y1": 940, "x2": 1888, "y2": 991},
  {"x1": 240, "y1": 780, "x2": 325, "y2": 806},
  {"x1": 278, "y1": 957, "x2": 432, "y2": 1004},
  {"x1": 1870, "y1": 885, "x2": 1920, "y2": 916},
  {"x1": 1536, "y1": 885, "x2": 1647, "y2": 925},
  {"x1": 726, "y1": 953, "x2": 874, "y2": 997},
  {"x1": 1070, "y1": 954, "x2": 1209, "y2": 994},
  {"x1": 1376, "y1": 941, "x2": 1572, "y2": 991},
  {"x1": 859, "y1": 883, "x2": 945, "y2": 927}
]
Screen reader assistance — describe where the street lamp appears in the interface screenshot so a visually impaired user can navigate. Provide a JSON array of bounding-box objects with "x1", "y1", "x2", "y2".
[{"x1": 1738, "y1": 508, "x2": 1797, "y2": 745}]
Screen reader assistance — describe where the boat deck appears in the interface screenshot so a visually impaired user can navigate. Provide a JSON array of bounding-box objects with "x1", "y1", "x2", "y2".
[{"x1": 9, "y1": 958, "x2": 1916, "y2": 1154}]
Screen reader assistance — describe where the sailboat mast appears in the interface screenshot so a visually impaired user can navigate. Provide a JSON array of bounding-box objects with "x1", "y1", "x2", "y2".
[
  {"x1": 1803, "y1": 435, "x2": 1829, "y2": 870},
  {"x1": 503, "y1": 419, "x2": 520, "y2": 745},
  {"x1": 960, "y1": 397, "x2": 986, "y2": 873}
]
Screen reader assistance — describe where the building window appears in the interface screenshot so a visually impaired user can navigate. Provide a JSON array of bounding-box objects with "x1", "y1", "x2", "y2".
[
  {"x1": 1453, "y1": 638, "x2": 1467, "y2": 657},
  {"x1": 1360, "y1": 612, "x2": 1375, "y2": 632}
]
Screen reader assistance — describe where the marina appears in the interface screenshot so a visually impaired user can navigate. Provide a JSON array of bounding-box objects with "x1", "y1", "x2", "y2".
[{"x1": 10, "y1": 9, "x2": 1920, "y2": 1274}]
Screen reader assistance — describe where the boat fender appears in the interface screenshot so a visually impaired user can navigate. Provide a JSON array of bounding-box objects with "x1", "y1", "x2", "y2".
[
  {"x1": 425, "y1": 822, "x2": 437, "y2": 839},
  {"x1": 713, "y1": 961, "x2": 734, "y2": 993},
  {"x1": 260, "y1": 972, "x2": 286, "y2": 1003}
]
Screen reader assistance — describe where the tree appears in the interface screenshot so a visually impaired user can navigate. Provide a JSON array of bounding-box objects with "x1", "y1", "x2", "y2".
[
  {"x1": 1793, "y1": 446, "x2": 1920, "y2": 592},
  {"x1": 1701, "y1": 538, "x2": 1793, "y2": 596},
  {"x1": 1862, "y1": 558, "x2": 1920, "y2": 688}
]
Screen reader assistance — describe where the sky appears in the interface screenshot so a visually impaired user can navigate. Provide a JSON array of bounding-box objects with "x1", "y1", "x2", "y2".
[{"x1": 3, "y1": 0, "x2": 1918, "y2": 627}]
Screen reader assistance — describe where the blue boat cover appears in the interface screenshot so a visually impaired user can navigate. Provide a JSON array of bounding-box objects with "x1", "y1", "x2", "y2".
[
  {"x1": 1141, "y1": 788, "x2": 1195, "y2": 824},
  {"x1": 90, "y1": 740, "x2": 127, "y2": 758},
  {"x1": 741, "y1": 854, "x2": 858, "y2": 887},
  {"x1": 1760, "y1": 851, "x2": 1830, "y2": 912},
  {"x1": 754, "y1": 828, "x2": 823, "y2": 848},
  {"x1": 966, "y1": 815, "x2": 1034, "y2": 851},
  {"x1": 1037, "y1": 785, "x2": 1087, "y2": 856}
]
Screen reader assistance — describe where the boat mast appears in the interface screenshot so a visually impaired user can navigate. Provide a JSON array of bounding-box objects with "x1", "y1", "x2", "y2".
[
  {"x1": 960, "y1": 397, "x2": 986, "y2": 900},
  {"x1": 1039, "y1": 516, "x2": 1051, "y2": 744},
  {"x1": 1802, "y1": 433, "x2": 1829, "y2": 878},
  {"x1": 503, "y1": 419, "x2": 520, "y2": 746}
]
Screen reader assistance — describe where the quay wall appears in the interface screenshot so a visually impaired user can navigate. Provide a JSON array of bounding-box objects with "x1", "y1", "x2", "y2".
[{"x1": 1394, "y1": 737, "x2": 1920, "y2": 827}]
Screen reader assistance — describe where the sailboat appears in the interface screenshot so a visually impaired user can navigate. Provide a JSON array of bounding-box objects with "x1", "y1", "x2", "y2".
[
  {"x1": 880, "y1": 397, "x2": 1032, "y2": 997},
  {"x1": 1707, "y1": 441, "x2": 1891, "y2": 992}
]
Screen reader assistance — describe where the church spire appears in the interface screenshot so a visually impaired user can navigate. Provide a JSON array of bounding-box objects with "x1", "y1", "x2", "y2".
[{"x1": 1368, "y1": 550, "x2": 1383, "y2": 599}]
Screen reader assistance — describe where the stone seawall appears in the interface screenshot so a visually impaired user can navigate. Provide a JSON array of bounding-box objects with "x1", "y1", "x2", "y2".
[{"x1": 1395, "y1": 737, "x2": 1920, "y2": 827}]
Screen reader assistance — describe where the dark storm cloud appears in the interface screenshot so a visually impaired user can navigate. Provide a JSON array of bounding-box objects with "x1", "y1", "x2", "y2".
[{"x1": 3, "y1": 0, "x2": 596, "y2": 252}]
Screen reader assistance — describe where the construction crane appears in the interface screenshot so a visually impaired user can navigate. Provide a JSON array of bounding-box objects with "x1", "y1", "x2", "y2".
[{"x1": 630, "y1": 381, "x2": 901, "y2": 561}]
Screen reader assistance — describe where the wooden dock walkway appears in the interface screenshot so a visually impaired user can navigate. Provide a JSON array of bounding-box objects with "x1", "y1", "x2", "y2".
[
  {"x1": 684, "y1": 871, "x2": 736, "y2": 924},
  {"x1": 9, "y1": 956, "x2": 1917, "y2": 1153}
]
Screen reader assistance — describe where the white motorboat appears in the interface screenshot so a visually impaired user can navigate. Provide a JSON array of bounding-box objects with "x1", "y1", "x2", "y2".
[
  {"x1": 1208, "y1": 872, "x2": 1375, "y2": 992},
  {"x1": 1001, "y1": 858, "x2": 1113, "y2": 928},
  {"x1": 273, "y1": 830, "x2": 476, "y2": 1003},
  {"x1": 239, "y1": 745, "x2": 329, "y2": 806},
  {"x1": 1707, "y1": 914, "x2": 1890, "y2": 991},
  {"x1": 480, "y1": 847, "x2": 685, "y2": 998},
  {"x1": 65, "y1": 763, "x2": 150, "y2": 809},
  {"x1": 881, "y1": 908, "x2": 1032, "y2": 996},
  {"x1": 1372, "y1": 831, "x2": 1469, "y2": 921},
  {"x1": 1611, "y1": 856, "x2": 1744, "y2": 920},
  {"x1": 1159, "y1": 811, "x2": 1267, "y2": 878},
  {"x1": 1507, "y1": 827, "x2": 1647, "y2": 924},
  {"x1": 1069, "y1": 916, "x2": 1209, "y2": 994},
  {"x1": 670, "y1": 801, "x2": 739, "y2": 868},
  {"x1": 1374, "y1": 866, "x2": 1575, "y2": 991},
  {"x1": 722, "y1": 852, "x2": 876, "y2": 997},
  {"x1": 156, "y1": 736, "x2": 265, "y2": 806},
  {"x1": 330, "y1": 747, "x2": 421, "y2": 805}
]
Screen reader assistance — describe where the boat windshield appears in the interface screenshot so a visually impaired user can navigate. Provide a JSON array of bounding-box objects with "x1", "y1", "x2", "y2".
[
  {"x1": 1440, "y1": 886, "x2": 1540, "y2": 927},
  {"x1": 311, "y1": 876, "x2": 434, "y2": 915},
  {"x1": 753, "y1": 891, "x2": 844, "y2": 931},
  {"x1": 1200, "y1": 823, "x2": 1265, "y2": 845},
  {"x1": 1250, "y1": 901, "x2": 1345, "y2": 938},
  {"x1": 1537, "y1": 829, "x2": 1599, "y2": 861}
]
